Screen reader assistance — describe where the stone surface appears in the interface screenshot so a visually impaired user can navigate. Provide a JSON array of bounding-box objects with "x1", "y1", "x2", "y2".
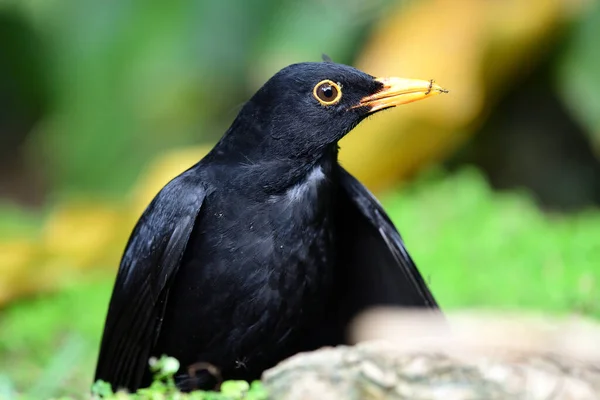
[{"x1": 262, "y1": 310, "x2": 600, "y2": 400}]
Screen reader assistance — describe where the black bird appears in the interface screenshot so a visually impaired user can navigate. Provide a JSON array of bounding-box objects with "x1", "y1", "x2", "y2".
[{"x1": 95, "y1": 61, "x2": 447, "y2": 392}]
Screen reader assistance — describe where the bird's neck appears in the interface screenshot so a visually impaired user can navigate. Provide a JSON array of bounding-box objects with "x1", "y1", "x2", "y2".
[
  {"x1": 206, "y1": 142, "x2": 338, "y2": 198},
  {"x1": 204, "y1": 102, "x2": 341, "y2": 195},
  {"x1": 208, "y1": 101, "x2": 335, "y2": 167},
  {"x1": 258, "y1": 148, "x2": 339, "y2": 196}
]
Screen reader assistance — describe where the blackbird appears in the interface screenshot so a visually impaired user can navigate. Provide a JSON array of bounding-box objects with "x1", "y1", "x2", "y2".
[{"x1": 95, "y1": 60, "x2": 447, "y2": 392}]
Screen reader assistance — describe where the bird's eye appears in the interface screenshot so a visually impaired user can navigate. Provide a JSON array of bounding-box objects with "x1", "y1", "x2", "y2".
[{"x1": 313, "y1": 80, "x2": 342, "y2": 106}]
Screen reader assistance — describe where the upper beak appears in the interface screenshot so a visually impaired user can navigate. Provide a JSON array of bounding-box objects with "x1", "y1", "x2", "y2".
[{"x1": 356, "y1": 77, "x2": 448, "y2": 112}]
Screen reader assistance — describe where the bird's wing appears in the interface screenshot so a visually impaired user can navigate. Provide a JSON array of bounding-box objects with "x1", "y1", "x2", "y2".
[
  {"x1": 334, "y1": 166, "x2": 438, "y2": 321},
  {"x1": 94, "y1": 172, "x2": 207, "y2": 391}
]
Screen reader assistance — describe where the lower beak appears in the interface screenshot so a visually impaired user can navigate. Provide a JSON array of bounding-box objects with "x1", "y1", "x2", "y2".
[{"x1": 357, "y1": 77, "x2": 448, "y2": 112}]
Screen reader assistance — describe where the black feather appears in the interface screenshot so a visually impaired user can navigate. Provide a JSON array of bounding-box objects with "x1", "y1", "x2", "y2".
[{"x1": 95, "y1": 171, "x2": 207, "y2": 390}]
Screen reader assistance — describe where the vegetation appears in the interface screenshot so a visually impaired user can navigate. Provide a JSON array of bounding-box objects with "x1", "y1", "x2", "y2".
[{"x1": 89, "y1": 356, "x2": 268, "y2": 400}]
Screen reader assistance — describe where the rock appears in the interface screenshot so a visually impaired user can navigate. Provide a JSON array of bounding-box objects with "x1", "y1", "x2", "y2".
[{"x1": 262, "y1": 310, "x2": 600, "y2": 400}]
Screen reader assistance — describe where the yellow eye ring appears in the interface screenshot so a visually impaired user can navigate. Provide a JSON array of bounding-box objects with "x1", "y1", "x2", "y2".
[{"x1": 313, "y1": 80, "x2": 342, "y2": 106}]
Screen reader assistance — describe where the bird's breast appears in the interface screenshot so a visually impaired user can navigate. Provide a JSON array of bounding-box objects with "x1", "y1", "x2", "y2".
[
  {"x1": 193, "y1": 163, "x2": 338, "y2": 309},
  {"x1": 268, "y1": 166, "x2": 327, "y2": 206},
  {"x1": 156, "y1": 162, "x2": 339, "y2": 376}
]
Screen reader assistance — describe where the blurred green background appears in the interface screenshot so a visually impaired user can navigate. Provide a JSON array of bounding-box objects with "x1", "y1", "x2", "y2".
[{"x1": 1, "y1": 0, "x2": 600, "y2": 397}]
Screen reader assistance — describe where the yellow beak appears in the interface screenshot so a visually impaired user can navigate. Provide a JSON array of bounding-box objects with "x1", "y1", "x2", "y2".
[{"x1": 357, "y1": 77, "x2": 448, "y2": 112}]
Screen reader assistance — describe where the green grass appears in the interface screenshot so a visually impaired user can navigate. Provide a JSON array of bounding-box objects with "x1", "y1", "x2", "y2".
[
  {"x1": 384, "y1": 167, "x2": 600, "y2": 316},
  {"x1": 1, "y1": 167, "x2": 599, "y2": 398},
  {"x1": 0, "y1": 279, "x2": 112, "y2": 398}
]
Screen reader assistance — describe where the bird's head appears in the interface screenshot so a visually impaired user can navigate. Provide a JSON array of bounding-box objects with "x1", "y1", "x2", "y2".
[{"x1": 218, "y1": 61, "x2": 447, "y2": 164}]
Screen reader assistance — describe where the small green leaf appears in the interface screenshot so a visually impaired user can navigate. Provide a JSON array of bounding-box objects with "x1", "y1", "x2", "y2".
[
  {"x1": 161, "y1": 357, "x2": 181, "y2": 376},
  {"x1": 247, "y1": 381, "x2": 269, "y2": 400},
  {"x1": 220, "y1": 380, "x2": 249, "y2": 397},
  {"x1": 91, "y1": 379, "x2": 114, "y2": 398}
]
